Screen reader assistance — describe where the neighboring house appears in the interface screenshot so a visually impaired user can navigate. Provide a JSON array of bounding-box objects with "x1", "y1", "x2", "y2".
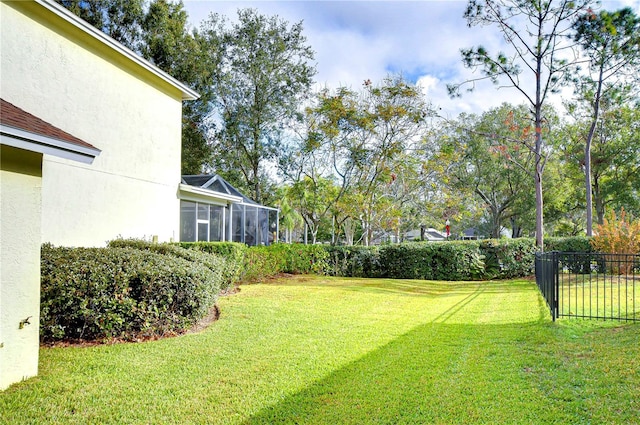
[
  {"x1": 462, "y1": 228, "x2": 480, "y2": 240},
  {"x1": 180, "y1": 174, "x2": 279, "y2": 246},
  {"x1": 1, "y1": 0, "x2": 197, "y2": 390},
  {"x1": 405, "y1": 228, "x2": 448, "y2": 242}
]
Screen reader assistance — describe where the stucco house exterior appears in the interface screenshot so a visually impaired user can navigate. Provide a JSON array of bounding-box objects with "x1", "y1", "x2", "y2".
[
  {"x1": 1, "y1": 0, "x2": 197, "y2": 390},
  {"x1": 1, "y1": 99, "x2": 101, "y2": 391}
]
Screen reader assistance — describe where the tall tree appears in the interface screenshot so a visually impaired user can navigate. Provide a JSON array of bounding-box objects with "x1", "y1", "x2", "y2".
[
  {"x1": 141, "y1": 0, "x2": 215, "y2": 174},
  {"x1": 200, "y1": 9, "x2": 316, "y2": 203},
  {"x1": 571, "y1": 7, "x2": 640, "y2": 235},
  {"x1": 299, "y1": 76, "x2": 432, "y2": 245},
  {"x1": 55, "y1": 0, "x2": 144, "y2": 49},
  {"x1": 437, "y1": 105, "x2": 536, "y2": 238},
  {"x1": 563, "y1": 102, "x2": 640, "y2": 224},
  {"x1": 449, "y1": 0, "x2": 592, "y2": 249}
]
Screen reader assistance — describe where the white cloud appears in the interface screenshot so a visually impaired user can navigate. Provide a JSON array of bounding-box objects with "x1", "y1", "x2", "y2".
[{"x1": 183, "y1": 0, "x2": 640, "y2": 118}]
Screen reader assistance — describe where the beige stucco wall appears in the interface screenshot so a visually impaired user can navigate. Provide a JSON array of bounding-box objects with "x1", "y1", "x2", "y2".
[
  {"x1": 1, "y1": 1, "x2": 183, "y2": 247},
  {"x1": 0, "y1": 146, "x2": 43, "y2": 391}
]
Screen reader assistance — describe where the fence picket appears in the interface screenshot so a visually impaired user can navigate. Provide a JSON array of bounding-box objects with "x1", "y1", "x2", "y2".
[{"x1": 535, "y1": 251, "x2": 639, "y2": 322}]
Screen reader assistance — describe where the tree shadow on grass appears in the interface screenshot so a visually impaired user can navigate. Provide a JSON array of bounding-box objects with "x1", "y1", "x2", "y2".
[
  {"x1": 241, "y1": 287, "x2": 633, "y2": 425},
  {"x1": 279, "y1": 276, "x2": 536, "y2": 298}
]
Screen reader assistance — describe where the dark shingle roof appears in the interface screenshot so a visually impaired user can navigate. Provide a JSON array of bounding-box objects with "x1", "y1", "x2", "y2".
[
  {"x1": 181, "y1": 174, "x2": 260, "y2": 206},
  {"x1": 1, "y1": 99, "x2": 97, "y2": 150}
]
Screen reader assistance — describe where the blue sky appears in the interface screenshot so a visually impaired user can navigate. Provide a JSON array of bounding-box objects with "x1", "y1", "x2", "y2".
[{"x1": 183, "y1": 0, "x2": 640, "y2": 118}]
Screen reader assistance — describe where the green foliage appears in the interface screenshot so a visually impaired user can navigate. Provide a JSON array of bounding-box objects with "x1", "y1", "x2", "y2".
[
  {"x1": 270, "y1": 243, "x2": 329, "y2": 275},
  {"x1": 109, "y1": 238, "x2": 225, "y2": 276},
  {"x1": 323, "y1": 239, "x2": 539, "y2": 280},
  {"x1": 242, "y1": 246, "x2": 285, "y2": 282},
  {"x1": 40, "y1": 243, "x2": 220, "y2": 342},
  {"x1": 544, "y1": 236, "x2": 594, "y2": 273},
  {"x1": 201, "y1": 8, "x2": 316, "y2": 203},
  {"x1": 544, "y1": 236, "x2": 593, "y2": 253},
  {"x1": 324, "y1": 246, "x2": 381, "y2": 278},
  {"x1": 242, "y1": 243, "x2": 329, "y2": 282},
  {"x1": 55, "y1": 0, "x2": 145, "y2": 48},
  {"x1": 378, "y1": 242, "x2": 488, "y2": 280},
  {"x1": 479, "y1": 238, "x2": 537, "y2": 279},
  {"x1": 177, "y1": 241, "x2": 246, "y2": 289}
]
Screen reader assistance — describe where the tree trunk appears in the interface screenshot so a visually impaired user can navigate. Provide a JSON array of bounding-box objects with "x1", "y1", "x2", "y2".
[
  {"x1": 535, "y1": 164, "x2": 544, "y2": 250},
  {"x1": 593, "y1": 176, "x2": 605, "y2": 225},
  {"x1": 584, "y1": 72, "x2": 603, "y2": 236},
  {"x1": 584, "y1": 136, "x2": 593, "y2": 236},
  {"x1": 510, "y1": 217, "x2": 522, "y2": 238}
]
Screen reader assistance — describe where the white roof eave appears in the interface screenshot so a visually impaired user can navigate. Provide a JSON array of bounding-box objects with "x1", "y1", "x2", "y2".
[
  {"x1": 1, "y1": 124, "x2": 100, "y2": 164},
  {"x1": 179, "y1": 183, "x2": 243, "y2": 204}
]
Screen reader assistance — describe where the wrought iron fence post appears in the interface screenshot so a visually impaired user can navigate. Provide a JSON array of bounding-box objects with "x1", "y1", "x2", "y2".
[{"x1": 552, "y1": 251, "x2": 559, "y2": 321}]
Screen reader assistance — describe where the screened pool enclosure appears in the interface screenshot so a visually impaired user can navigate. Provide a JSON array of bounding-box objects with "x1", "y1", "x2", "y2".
[{"x1": 179, "y1": 175, "x2": 279, "y2": 246}]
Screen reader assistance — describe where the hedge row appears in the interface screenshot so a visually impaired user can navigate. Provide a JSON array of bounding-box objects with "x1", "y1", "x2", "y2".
[
  {"x1": 40, "y1": 237, "x2": 591, "y2": 342},
  {"x1": 178, "y1": 237, "x2": 588, "y2": 282},
  {"x1": 176, "y1": 241, "x2": 245, "y2": 290},
  {"x1": 234, "y1": 243, "x2": 328, "y2": 282},
  {"x1": 325, "y1": 239, "x2": 538, "y2": 280},
  {"x1": 40, "y1": 243, "x2": 224, "y2": 342},
  {"x1": 176, "y1": 242, "x2": 328, "y2": 282}
]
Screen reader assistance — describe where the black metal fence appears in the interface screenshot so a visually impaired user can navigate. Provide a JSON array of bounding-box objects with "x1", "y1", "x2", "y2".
[{"x1": 535, "y1": 251, "x2": 639, "y2": 322}]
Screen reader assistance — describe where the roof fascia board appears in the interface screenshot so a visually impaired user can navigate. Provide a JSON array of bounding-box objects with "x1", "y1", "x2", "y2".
[
  {"x1": 179, "y1": 183, "x2": 243, "y2": 204},
  {"x1": 1, "y1": 125, "x2": 100, "y2": 164},
  {"x1": 34, "y1": 0, "x2": 200, "y2": 101},
  {"x1": 238, "y1": 201, "x2": 279, "y2": 212}
]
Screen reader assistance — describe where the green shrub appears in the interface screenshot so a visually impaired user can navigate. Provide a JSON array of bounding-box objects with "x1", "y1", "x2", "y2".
[
  {"x1": 377, "y1": 242, "x2": 487, "y2": 281},
  {"x1": 177, "y1": 241, "x2": 246, "y2": 289},
  {"x1": 543, "y1": 236, "x2": 594, "y2": 274},
  {"x1": 238, "y1": 244, "x2": 329, "y2": 282},
  {"x1": 323, "y1": 239, "x2": 538, "y2": 280},
  {"x1": 479, "y1": 238, "x2": 537, "y2": 279},
  {"x1": 324, "y1": 246, "x2": 381, "y2": 277},
  {"x1": 242, "y1": 245, "x2": 284, "y2": 282},
  {"x1": 40, "y1": 244, "x2": 220, "y2": 342},
  {"x1": 544, "y1": 236, "x2": 593, "y2": 253},
  {"x1": 272, "y1": 243, "x2": 330, "y2": 275}
]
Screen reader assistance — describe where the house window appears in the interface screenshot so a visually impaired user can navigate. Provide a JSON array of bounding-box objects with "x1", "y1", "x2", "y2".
[
  {"x1": 232, "y1": 204, "x2": 244, "y2": 243},
  {"x1": 209, "y1": 205, "x2": 223, "y2": 241},
  {"x1": 197, "y1": 204, "x2": 209, "y2": 242},
  {"x1": 180, "y1": 200, "x2": 226, "y2": 242},
  {"x1": 180, "y1": 201, "x2": 196, "y2": 241}
]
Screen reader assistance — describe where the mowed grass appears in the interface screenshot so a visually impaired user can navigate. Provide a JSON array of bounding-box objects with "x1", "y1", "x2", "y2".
[
  {"x1": 559, "y1": 273, "x2": 640, "y2": 321},
  {"x1": 1, "y1": 276, "x2": 639, "y2": 424}
]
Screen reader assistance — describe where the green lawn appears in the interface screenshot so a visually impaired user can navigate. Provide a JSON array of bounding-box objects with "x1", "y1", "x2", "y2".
[
  {"x1": 1, "y1": 276, "x2": 639, "y2": 424},
  {"x1": 559, "y1": 273, "x2": 640, "y2": 321}
]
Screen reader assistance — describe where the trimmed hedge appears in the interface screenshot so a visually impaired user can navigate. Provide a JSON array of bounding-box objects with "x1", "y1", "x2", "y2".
[
  {"x1": 109, "y1": 238, "x2": 226, "y2": 279},
  {"x1": 177, "y1": 242, "x2": 246, "y2": 289},
  {"x1": 268, "y1": 243, "x2": 329, "y2": 275},
  {"x1": 377, "y1": 242, "x2": 487, "y2": 280},
  {"x1": 480, "y1": 239, "x2": 537, "y2": 279},
  {"x1": 325, "y1": 246, "x2": 381, "y2": 278},
  {"x1": 241, "y1": 243, "x2": 329, "y2": 282},
  {"x1": 41, "y1": 244, "x2": 221, "y2": 342},
  {"x1": 324, "y1": 239, "x2": 538, "y2": 280},
  {"x1": 42, "y1": 236, "x2": 586, "y2": 343},
  {"x1": 544, "y1": 236, "x2": 592, "y2": 253}
]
